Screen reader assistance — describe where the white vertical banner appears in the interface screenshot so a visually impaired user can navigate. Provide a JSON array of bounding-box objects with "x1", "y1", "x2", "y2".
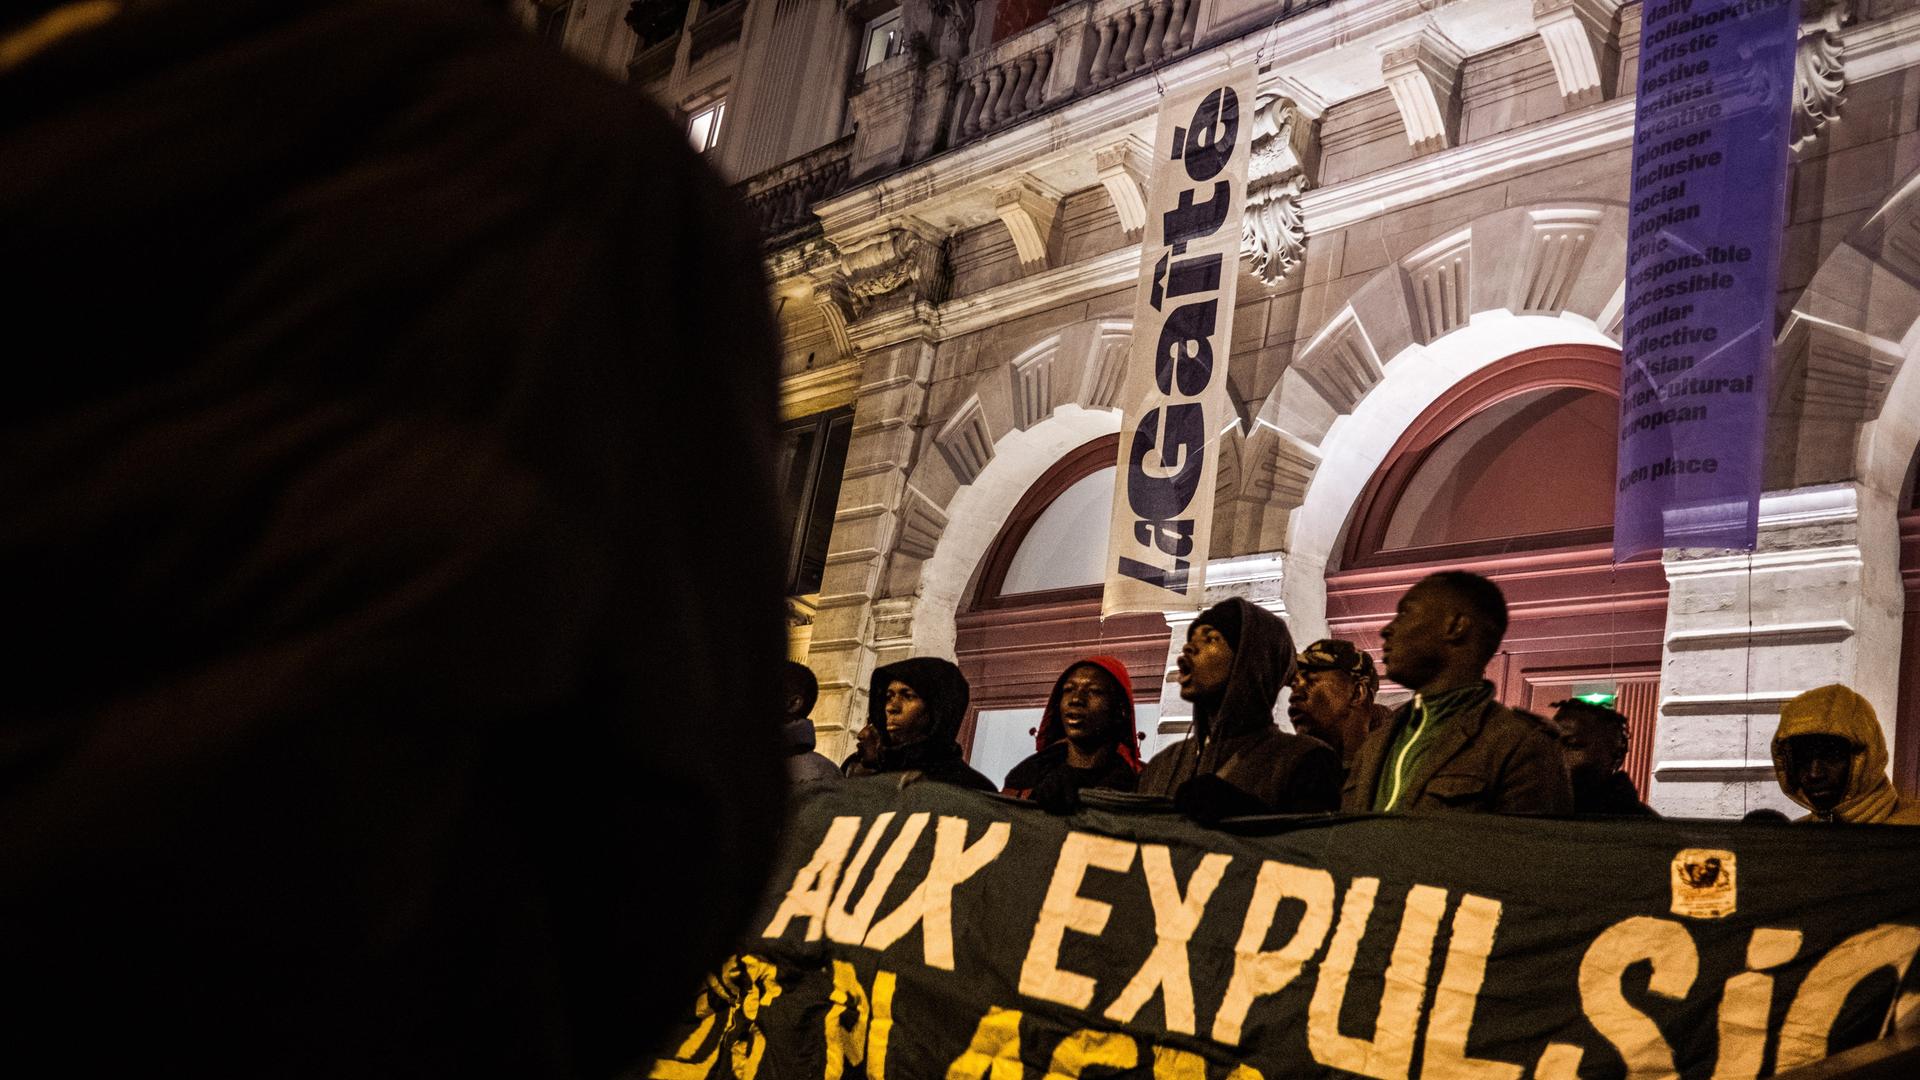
[{"x1": 1102, "y1": 64, "x2": 1257, "y2": 617}]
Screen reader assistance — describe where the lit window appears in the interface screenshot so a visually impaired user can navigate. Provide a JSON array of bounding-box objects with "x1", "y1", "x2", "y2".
[
  {"x1": 686, "y1": 100, "x2": 725, "y2": 153},
  {"x1": 859, "y1": 9, "x2": 903, "y2": 72}
]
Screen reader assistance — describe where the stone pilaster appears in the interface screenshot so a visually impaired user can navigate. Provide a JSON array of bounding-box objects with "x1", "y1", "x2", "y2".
[
  {"x1": 805, "y1": 335, "x2": 940, "y2": 761},
  {"x1": 802, "y1": 223, "x2": 949, "y2": 759},
  {"x1": 1653, "y1": 484, "x2": 1906, "y2": 817}
]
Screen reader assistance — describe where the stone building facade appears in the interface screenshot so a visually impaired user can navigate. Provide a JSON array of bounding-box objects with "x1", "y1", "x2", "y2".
[{"x1": 519, "y1": 0, "x2": 1920, "y2": 816}]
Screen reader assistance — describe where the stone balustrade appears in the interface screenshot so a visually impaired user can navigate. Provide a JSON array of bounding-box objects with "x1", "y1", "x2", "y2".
[
  {"x1": 1084, "y1": 0, "x2": 1200, "y2": 86},
  {"x1": 950, "y1": 19, "x2": 1061, "y2": 141},
  {"x1": 739, "y1": 0, "x2": 1223, "y2": 240},
  {"x1": 739, "y1": 135, "x2": 855, "y2": 239}
]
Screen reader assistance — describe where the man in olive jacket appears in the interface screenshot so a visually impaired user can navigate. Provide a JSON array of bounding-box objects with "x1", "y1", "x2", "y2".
[{"x1": 1342, "y1": 572, "x2": 1572, "y2": 814}]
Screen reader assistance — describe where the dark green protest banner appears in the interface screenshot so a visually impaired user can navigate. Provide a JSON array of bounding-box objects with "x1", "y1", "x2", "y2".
[{"x1": 649, "y1": 778, "x2": 1920, "y2": 1079}]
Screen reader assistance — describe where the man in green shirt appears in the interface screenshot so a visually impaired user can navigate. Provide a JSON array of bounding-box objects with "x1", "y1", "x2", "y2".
[{"x1": 1342, "y1": 571, "x2": 1572, "y2": 814}]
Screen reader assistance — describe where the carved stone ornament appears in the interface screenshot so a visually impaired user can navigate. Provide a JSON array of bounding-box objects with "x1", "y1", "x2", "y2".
[
  {"x1": 897, "y1": 0, "x2": 975, "y2": 64},
  {"x1": 1241, "y1": 95, "x2": 1316, "y2": 286},
  {"x1": 837, "y1": 226, "x2": 947, "y2": 315},
  {"x1": 1793, "y1": 0, "x2": 1847, "y2": 153}
]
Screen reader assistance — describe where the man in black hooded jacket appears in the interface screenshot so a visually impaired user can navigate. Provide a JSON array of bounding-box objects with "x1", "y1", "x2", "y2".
[
  {"x1": 1002, "y1": 655, "x2": 1142, "y2": 807},
  {"x1": 867, "y1": 657, "x2": 997, "y2": 791},
  {"x1": 1, "y1": 2, "x2": 786, "y2": 1076},
  {"x1": 1138, "y1": 598, "x2": 1341, "y2": 820}
]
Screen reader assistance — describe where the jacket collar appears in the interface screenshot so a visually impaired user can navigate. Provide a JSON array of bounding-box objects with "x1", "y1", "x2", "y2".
[{"x1": 1343, "y1": 683, "x2": 1497, "y2": 807}]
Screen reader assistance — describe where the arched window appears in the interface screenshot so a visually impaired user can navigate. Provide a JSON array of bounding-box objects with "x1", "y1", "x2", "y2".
[
  {"x1": 953, "y1": 436, "x2": 1172, "y2": 787},
  {"x1": 1371, "y1": 387, "x2": 1617, "y2": 554},
  {"x1": 1325, "y1": 345, "x2": 1669, "y2": 797}
]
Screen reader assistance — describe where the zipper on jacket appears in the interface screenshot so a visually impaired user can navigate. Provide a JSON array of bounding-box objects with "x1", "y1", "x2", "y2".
[{"x1": 1381, "y1": 694, "x2": 1429, "y2": 811}]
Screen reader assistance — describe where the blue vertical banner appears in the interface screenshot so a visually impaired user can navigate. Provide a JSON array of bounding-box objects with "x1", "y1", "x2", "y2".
[{"x1": 1615, "y1": 0, "x2": 1799, "y2": 560}]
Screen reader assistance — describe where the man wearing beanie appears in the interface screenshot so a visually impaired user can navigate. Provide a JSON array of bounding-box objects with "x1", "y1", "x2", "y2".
[
  {"x1": 1771, "y1": 684, "x2": 1920, "y2": 824},
  {"x1": 1288, "y1": 638, "x2": 1392, "y2": 776},
  {"x1": 1002, "y1": 656, "x2": 1143, "y2": 809},
  {"x1": 1138, "y1": 598, "x2": 1341, "y2": 821}
]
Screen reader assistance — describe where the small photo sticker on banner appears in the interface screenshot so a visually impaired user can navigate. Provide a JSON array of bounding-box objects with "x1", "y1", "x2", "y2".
[{"x1": 1670, "y1": 848, "x2": 1737, "y2": 918}]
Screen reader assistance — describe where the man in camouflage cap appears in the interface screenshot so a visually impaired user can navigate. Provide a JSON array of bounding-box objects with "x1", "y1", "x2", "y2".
[{"x1": 1287, "y1": 638, "x2": 1392, "y2": 775}]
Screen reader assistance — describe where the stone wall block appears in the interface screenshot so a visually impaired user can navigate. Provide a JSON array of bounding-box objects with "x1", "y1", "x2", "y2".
[{"x1": 1262, "y1": 367, "x2": 1342, "y2": 447}]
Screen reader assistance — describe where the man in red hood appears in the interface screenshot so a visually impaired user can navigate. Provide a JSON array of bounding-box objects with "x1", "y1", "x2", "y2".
[{"x1": 1002, "y1": 656, "x2": 1143, "y2": 808}]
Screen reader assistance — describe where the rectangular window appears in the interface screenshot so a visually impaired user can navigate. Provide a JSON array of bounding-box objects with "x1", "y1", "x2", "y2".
[
  {"x1": 686, "y1": 99, "x2": 725, "y2": 153},
  {"x1": 536, "y1": 0, "x2": 572, "y2": 43},
  {"x1": 858, "y1": 9, "x2": 903, "y2": 72},
  {"x1": 777, "y1": 409, "x2": 852, "y2": 596}
]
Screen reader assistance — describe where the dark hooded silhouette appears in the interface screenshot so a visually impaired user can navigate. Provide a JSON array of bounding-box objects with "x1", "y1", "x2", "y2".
[
  {"x1": 1, "y1": 2, "x2": 787, "y2": 1076},
  {"x1": 1002, "y1": 656, "x2": 1143, "y2": 804},
  {"x1": 1138, "y1": 598, "x2": 1340, "y2": 816},
  {"x1": 867, "y1": 658, "x2": 996, "y2": 791}
]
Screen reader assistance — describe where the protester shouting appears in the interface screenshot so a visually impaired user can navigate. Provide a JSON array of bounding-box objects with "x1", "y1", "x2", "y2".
[
  {"x1": 782, "y1": 661, "x2": 840, "y2": 796},
  {"x1": 1772, "y1": 684, "x2": 1920, "y2": 824},
  {"x1": 1138, "y1": 598, "x2": 1341, "y2": 821},
  {"x1": 1551, "y1": 698, "x2": 1655, "y2": 816},
  {"x1": 866, "y1": 658, "x2": 996, "y2": 791},
  {"x1": 1287, "y1": 638, "x2": 1391, "y2": 779},
  {"x1": 1344, "y1": 572, "x2": 1572, "y2": 814},
  {"x1": 1003, "y1": 656, "x2": 1143, "y2": 810}
]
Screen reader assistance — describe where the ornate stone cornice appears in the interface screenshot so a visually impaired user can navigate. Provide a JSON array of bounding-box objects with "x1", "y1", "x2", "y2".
[
  {"x1": 1299, "y1": 96, "x2": 1634, "y2": 235},
  {"x1": 835, "y1": 221, "x2": 949, "y2": 318}
]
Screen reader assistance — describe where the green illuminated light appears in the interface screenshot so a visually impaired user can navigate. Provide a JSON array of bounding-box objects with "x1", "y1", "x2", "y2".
[{"x1": 1575, "y1": 692, "x2": 1618, "y2": 706}]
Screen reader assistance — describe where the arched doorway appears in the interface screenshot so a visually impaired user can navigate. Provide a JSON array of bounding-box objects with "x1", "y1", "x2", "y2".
[
  {"x1": 1898, "y1": 450, "x2": 1920, "y2": 792},
  {"x1": 1321, "y1": 345, "x2": 1671, "y2": 797},
  {"x1": 952, "y1": 436, "x2": 1171, "y2": 787}
]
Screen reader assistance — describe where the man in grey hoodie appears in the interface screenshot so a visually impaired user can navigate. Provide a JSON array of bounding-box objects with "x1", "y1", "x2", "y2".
[
  {"x1": 1138, "y1": 598, "x2": 1341, "y2": 821},
  {"x1": 783, "y1": 662, "x2": 841, "y2": 795}
]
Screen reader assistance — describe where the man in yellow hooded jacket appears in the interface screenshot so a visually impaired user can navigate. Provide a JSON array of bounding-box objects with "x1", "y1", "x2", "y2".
[{"x1": 1771, "y1": 684, "x2": 1920, "y2": 824}]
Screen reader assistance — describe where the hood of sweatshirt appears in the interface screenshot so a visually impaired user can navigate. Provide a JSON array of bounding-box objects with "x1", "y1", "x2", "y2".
[
  {"x1": 1191, "y1": 597, "x2": 1295, "y2": 743},
  {"x1": 1032, "y1": 655, "x2": 1142, "y2": 772},
  {"x1": 868, "y1": 656, "x2": 971, "y2": 751},
  {"x1": 1771, "y1": 684, "x2": 1900, "y2": 823}
]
